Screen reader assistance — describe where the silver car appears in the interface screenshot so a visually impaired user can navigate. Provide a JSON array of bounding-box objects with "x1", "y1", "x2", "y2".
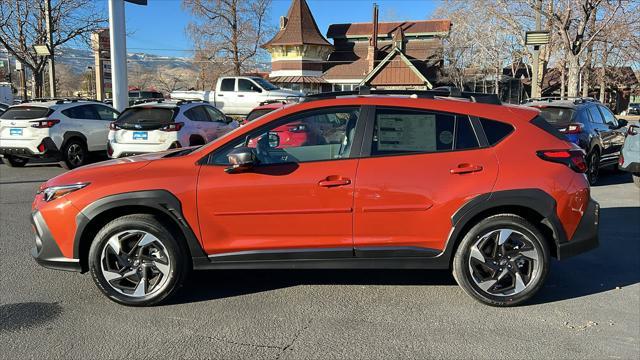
[{"x1": 619, "y1": 123, "x2": 640, "y2": 187}]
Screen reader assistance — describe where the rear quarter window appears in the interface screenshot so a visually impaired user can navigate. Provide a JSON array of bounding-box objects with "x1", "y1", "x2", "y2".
[
  {"x1": 480, "y1": 118, "x2": 514, "y2": 145},
  {"x1": 536, "y1": 107, "x2": 575, "y2": 128},
  {"x1": 530, "y1": 115, "x2": 568, "y2": 141},
  {"x1": 0, "y1": 106, "x2": 52, "y2": 120},
  {"x1": 246, "y1": 108, "x2": 276, "y2": 122}
]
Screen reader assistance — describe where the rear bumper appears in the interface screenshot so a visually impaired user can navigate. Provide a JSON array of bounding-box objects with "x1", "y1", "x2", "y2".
[
  {"x1": 31, "y1": 210, "x2": 81, "y2": 272},
  {"x1": 557, "y1": 199, "x2": 599, "y2": 260},
  {"x1": 0, "y1": 137, "x2": 60, "y2": 158},
  {"x1": 620, "y1": 161, "x2": 640, "y2": 173},
  {"x1": 108, "y1": 140, "x2": 176, "y2": 159}
]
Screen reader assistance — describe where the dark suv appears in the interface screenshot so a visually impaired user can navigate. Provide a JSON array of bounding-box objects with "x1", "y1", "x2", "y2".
[{"x1": 524, "y1": 97, "x2": 627, "y2": 185}]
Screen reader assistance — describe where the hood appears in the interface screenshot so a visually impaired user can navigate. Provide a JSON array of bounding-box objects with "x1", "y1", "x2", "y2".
[
  {"x1": 267, "y1": 89, "x2": 305, "y2": 98},
  {"x1": 42, "y1": 147, "x2": 195, "y2": 189}
]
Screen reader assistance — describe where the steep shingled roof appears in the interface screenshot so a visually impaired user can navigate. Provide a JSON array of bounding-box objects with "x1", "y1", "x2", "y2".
[{"x1": 262, "y1": 0, "x2": 332, "y2": 48}]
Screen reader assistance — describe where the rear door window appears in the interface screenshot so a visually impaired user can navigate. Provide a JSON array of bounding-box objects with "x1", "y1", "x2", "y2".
[
  {"x1": 204, "y1": 106, "x2": 226, "y2": 122},
  {"x1": 370, "y1": 108, "x2": 478, "y2": 156},
  {"x1": 93, "y1": 105, "x2": 119, "y2": 120},
  {"x1": 587, "y1": 106, "x2": 604, "y2": 124},
  {"x1": 115, "y1": 107, "x2": 176, "y2": 130},
  {"x1": 220, "y1": 79, "x2": 235, "y2": 92},
  {"x1": 62, "y1": 105, "x2": 100, "y2": 120},
  {"x1": 185, "y1": 106, "x2": 210, "y2": 122},
  {"x1": 0, "y1": 106, "x2": 51, "y2": 119}
]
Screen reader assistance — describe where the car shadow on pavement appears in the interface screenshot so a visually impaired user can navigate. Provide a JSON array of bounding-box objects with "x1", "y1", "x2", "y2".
[
  {"x1": 173, "y1": 269, "x2": 456, "y2": 304},
  {"x1": 173, "y1": 206, "x2": 639, "y2": 306},
  {"x1": 592, "y1": 169, "x2": 633, "y2": 186},
  {"x1": 532, "y1": 206, "x2": 640, "y2": 304}
]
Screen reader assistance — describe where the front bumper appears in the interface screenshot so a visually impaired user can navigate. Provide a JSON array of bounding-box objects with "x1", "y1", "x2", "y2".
[
  {"x1": 31, "y1": 210, "x2": 81, "y2": 272},
  {"x1": 557, "y1": 199, "x2": 600, "y2": 260}
]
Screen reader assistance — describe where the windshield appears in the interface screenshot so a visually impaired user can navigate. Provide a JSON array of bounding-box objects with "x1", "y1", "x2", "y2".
[
  {"x1": 0, "y1": 106, "x2": 51, "y2": 120},
  {"x1": 115, "y1": 107, "x2": 176, "y2": 130},
  {"x1": 536, "y1": 107, "x2": 575, "y2": 128},
  {"x1": 252, "y1": 78, "x2": 279, "y2": 91}
]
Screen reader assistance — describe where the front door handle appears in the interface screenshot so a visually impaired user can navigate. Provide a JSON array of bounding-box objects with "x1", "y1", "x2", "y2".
[
  {"x1": 318, "y1": 176, "x2": 351, "y2": 187},
  {"x1": 450, "y1": 163, "x2": 483, "y2": 174}
]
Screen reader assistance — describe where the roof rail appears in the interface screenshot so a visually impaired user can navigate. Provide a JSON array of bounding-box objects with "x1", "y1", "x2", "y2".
[
  {"x1": 133, "y1": 98, "x2": 166, "y2": 105},
  {"x1": 303, "y1": 86, "x2": 502, "y2": 105},
  {"x1": 28, "y1": 97, "x2": 100, "y2": 104},
  {"x1": 175, "y1": 99, "x2": 209, "y2": 105},
  {"x1": 521, "y1": 96, "x2": 600, "y2": 105}
]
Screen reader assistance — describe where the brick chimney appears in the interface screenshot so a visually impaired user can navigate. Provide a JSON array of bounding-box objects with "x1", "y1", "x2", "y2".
[{"x1": 367, "y1": 3, "x2": 379, "y2": 73}]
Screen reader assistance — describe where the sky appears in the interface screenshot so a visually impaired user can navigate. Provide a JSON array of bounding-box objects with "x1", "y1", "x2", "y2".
[{"x1": 106, "y1": 0, "x2": 441, "y2": 58}]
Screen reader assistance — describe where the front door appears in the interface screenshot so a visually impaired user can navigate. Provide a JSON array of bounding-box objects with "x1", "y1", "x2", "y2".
[
  {"x1": 196, "y1": 106, "x2": 363, "y2": 258},
  {"x1": 353, "y1": 107, "x2": 499, "y2": 255}
]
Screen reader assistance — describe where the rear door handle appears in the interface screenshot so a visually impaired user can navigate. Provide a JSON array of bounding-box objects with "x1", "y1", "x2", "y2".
[
  {"x1": 450, "y1": 163, "x2": 483, "y2": 174},
  {"x1": 318, "y1": 176, "x2": 351, "y2": 187}
]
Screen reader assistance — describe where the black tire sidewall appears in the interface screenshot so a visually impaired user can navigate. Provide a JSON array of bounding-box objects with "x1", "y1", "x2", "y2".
[
  {"x1": 88, "y1": 215, "x2": 188, "y2": 306},
  {"x1": 4, "y1": 155, "x2": 29, "y2": 167},
  {"x1": 453, "y1": 215, "x2": 550, "y2": 307},
  {"x1": 587, "y1": 151, "x2": 599, "y2": 185}
]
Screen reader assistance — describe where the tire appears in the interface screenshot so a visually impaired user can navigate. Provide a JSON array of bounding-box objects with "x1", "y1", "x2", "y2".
[
  {"x1": 452, "y1": 214, "x2": 550, "y2": 307},
  {"x1": 88, "y1": 214, "x2": 190, "y2": 306},
  {"x1": 60, "y1": 138, "x2": 88, "y2": 170},
  {"x1": 586, "y1": 151, "x2": 600, "y2": 186},
  {"x1": 189, "y1": 136, "x2": 205, "y2": 147},
  {"x1": 3, "y1": 155, "x2": 29, "y2": 167},
  {"x1": 634, "y1": 174, "x2": 640, "y2": 188}
]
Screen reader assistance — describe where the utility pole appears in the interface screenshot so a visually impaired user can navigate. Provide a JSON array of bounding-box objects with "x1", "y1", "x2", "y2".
[
  {"x1": 108, "y1": 0, "x2": 128, "y2": 112},
  {"x1": 531, "y1": 0, "x2": 542, "y2": 99},
  {"x1": 44, "y1": 0, "x2": 57, "y2": 98}
]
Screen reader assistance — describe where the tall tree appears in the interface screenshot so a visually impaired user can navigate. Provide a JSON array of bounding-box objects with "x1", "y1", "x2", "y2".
[
  {"x1": 183, "y1": 0, "x2": 273, "y2": 75},
  {"x1": 0, "y1": 0, "x2": 106, "y2": 97}
]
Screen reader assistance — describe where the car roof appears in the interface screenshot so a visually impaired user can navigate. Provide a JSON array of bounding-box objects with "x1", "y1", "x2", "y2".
[
  {"x1": 11, "y1": 100, "x2": 103, "y2": 109},
  {"x1": 129, "y1": 100, "x2": 210, "y2": 109},
  {"x1": 523, "y1": 97, "x2": 601, "y2": 109}
]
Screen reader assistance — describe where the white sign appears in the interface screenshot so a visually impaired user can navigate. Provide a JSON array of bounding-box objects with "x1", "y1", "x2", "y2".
[{"x1": 377, "y1": 114, "x2": 436, "y2": 152}]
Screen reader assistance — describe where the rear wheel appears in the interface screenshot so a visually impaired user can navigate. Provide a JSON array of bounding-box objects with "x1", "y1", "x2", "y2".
[
  {"x1": 586, "y1": 151, "x2": 600, "y2": 185},
  {"x1": 61, "y1": 139, "x2": 88, "y2": 169},
  {"x1": 453, "y1": 214, "x2": 550, "y2": 307},
  {"x1": 3, "y1": 155, "x2": 29, "y2": 167},
  {"x1": 88, "y1": 214, "x2": 190, "y2": 306}
]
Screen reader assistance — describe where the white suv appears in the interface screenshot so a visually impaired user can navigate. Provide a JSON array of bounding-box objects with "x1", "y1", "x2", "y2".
[
  {"x1": 0, "y1": 100, "x2": 119, "y2": 168},
  {"x1": 107, "y1": 100, "x2": 238, "y2": 158}
]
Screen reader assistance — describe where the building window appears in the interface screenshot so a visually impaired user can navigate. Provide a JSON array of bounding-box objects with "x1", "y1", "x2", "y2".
[{"x1": 332, "y1": 84, "x2": 357, "y2": 92}]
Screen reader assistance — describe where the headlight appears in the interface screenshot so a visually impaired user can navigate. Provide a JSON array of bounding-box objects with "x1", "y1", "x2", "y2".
[{"x1": 38, "y1": 183, "x2": 89, "y2": 202}]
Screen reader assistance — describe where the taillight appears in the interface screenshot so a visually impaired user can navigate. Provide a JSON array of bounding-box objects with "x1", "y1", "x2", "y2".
[
  {"x1": 160, "y1": 122, "x2": 184, "y2": 132},
  {"x1": 628, "y1": 125, "x2": 639, "y2": 136},
  {"x1": 30, "y1": 119, "x2": 60, "y2": 128},
  {"x1": 560, "y1": 123, "x2": 583, "y2": 134},
  {"x1": 537, "y1": 149, "x2": 587, "y2": 173},
  {"x1": 619, "y1": 153, "x2": 624, "y2": 166},
  {"x1": 109, "y1": 122, "x2": 120, "y2": 131}
]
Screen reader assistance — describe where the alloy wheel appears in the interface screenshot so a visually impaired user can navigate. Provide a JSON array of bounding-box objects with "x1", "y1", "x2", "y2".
[
  {"x1": 67, "y1": 143, "x2": 85, "y2": 167},
  {"x1": 468, "y1": 229, "x2": 541, "y2": 297},
  {"x1": 100, "y1": 230, "x2": 172, "y2": 298}
]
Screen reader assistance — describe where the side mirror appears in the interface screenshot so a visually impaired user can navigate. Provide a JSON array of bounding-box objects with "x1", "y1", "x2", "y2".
[
  {"x1": 252, "y1": 86, "x2": 262, "y2": 93},
  {"x1": 225, "y1": 147, "x2": 257, "y2": 173},
  {"x1": 617, "y1": 119, "x2": 628, "y2": 128},
  {"x1": 268, "y1": 132, "x2": 280, "y2": 148}
]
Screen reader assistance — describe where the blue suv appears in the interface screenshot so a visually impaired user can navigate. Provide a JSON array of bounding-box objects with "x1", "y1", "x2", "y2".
[{"x1": 524, "y1": 97, "x2": 627, "y2": 185}]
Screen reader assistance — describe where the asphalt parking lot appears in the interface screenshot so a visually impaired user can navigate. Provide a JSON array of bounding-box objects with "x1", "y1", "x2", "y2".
[{"x1": 0, "y1": 161, "x2": 638, "y2": 359}]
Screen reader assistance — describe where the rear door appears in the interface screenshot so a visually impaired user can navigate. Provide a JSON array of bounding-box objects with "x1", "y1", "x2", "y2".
[
  {"x1": 352, "y1": 107, "x2": 499, "y2": 255},
  {"x1": 217, "y1": 78, "x2": 237, "y2": 114},
  {"x1": 61, "y1": 105, "x2": 104, "y2": 150}
]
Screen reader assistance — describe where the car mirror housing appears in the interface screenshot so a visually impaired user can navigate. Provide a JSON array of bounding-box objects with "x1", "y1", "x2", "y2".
[
  {"x1": 225, "y1": 147, "x2": 257, "y2": 173},
  {"x1": 617, "y1": 119, "x2": 628, "y2": 128}
]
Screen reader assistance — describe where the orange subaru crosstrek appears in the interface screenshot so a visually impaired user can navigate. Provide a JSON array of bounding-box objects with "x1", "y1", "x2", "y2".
[{"x1": 31, "y1": 89, "x2": 599, "y2": 306}]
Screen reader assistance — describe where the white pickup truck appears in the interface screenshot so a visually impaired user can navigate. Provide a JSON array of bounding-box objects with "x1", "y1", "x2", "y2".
[{"x1": 170, "y1": 76, "x2": 303, "y2": 116}]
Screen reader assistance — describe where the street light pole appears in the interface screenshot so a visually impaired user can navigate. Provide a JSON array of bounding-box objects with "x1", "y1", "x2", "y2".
[
  {"x1": 108, "y1": 0, "x2": 128, "y2": 112},
  {"x1": 531, "y1": 0, "x2": 542, "y2": 99},
  {"x1": 44, "y1": 0, "x2": 56, "y2": 98}
]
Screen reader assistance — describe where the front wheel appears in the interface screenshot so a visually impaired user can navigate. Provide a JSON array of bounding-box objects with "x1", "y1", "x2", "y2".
[
  {"x1": 3, "y1": 155, "x2": 29, "y2": 167},
  {"x1": 88, "y1": 214, "x2": 190, "y2": 306},
  {"x1": 452, "y1": 214, "x2": 550, "y2": 307}
]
